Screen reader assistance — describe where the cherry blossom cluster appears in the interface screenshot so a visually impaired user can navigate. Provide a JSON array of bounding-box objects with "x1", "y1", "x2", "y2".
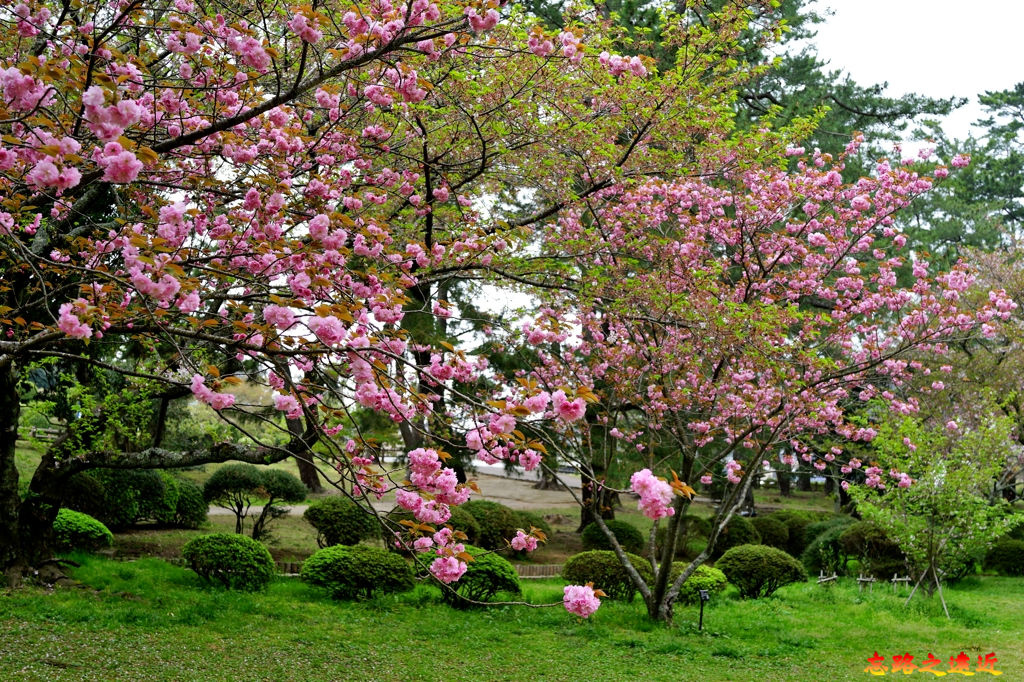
[
  {"x1": 189, "y1": 375, "x2": 236, "y2": 411},
  {"x1": 563, "y1": 584, "x2": 602, "y2": 618},
  {"x1": 533, "y1": 137, "x2": 1014, "y2": 500},
  {"x1": 630, "y1": 469, "x2": 675, "y2": 520}
]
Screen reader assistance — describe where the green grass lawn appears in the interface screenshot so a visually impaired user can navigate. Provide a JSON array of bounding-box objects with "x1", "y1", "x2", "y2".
[{"x1": 1, "y1": 554, "x2": 1021, "y2": 681}]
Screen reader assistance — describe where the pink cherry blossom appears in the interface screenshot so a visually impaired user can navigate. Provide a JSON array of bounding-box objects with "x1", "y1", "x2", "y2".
[
  {"x1": 273, "y1": 393, "x2": 302, "y2": 419},
  {"x1": 96, "y1": 142, "x2": 143, "y2": 183},
  {"x1": 563, "y1": 584, "x2": 601, "y2": 618},
  {"x1": 308, "y1": 315, "x2": 346, "y2": 346},
  {"x1": 287, "y1": 13, "x2": 322, "y2": 43},
  {"x1": 429, "y1": 556, "x2": 467, "y2": 584},
  {"x1": 57, "y1": 302, "x2": 92, "y2": 339},
  {"x1": 552, "y1": 390, "x2": 586, "y2": 421},
  {"x1": 630, "y1": 468, "x2": 675, "y2": 520},
  {"x1": 511, "y1": 530, "x2": 538, "y2": 552},
  {"x1": 263, "y1": 304, "x2": 295, "y2": 330}
]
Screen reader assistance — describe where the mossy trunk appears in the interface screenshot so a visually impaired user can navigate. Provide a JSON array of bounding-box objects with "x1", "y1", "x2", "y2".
[
  {"x1": 287, "y1": 417, "x2": 322, "y2": 493},
  {"x1": 0, "y1": 363, "x2": 25, "y2": 581},
  {"x1": 0, "y1": 364, "x2": 65, "y2": 583}
]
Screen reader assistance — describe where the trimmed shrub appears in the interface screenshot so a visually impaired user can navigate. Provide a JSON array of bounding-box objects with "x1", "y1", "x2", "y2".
[
  {"x1": 71, "y1": 470, "x2": 202, "y2": 529},
  {"x1": 838, "y1": 521, "x2": 906, "y2": 578},
  {"x1": 52, "y1": 509, "x2": 113, "y2": 552},
  {"x1": 182, "y1": 533, "x2": 274, "y2": 591},
  {"x1": 203, "y1": 464, "x2": 306, "y2": 540},
  {"x1": 461, "y1": 501, "x2": 518, "y2": 550},
  {"x1": 90, "y1": 469, "x2": 144, "y2": 528},
  {"x1": 146, "y1": 471, "x2": 180, "y2": 524},
  {"x1": 446, "y1": 506, "x2": 481, "y2": 546},
  {"x1": 60, "y1": 472, "x2": 107, "y2": 519},
  {"x1": 711, "y1": 516, "x2": 761, "y2": 558},
  {"x1": 442, "y1": 545, "x2": 520, "y2": 608},
  {"x1": 984, "y1": 539, "x2": 1024, "y2": 577},
  {"x1": 669, "y1": 563, "x2": 729, "y2": 605},
  {"x1": 801, "y1": 521, "x2": 854, "y2": 576},
  {"x1": 681, "y1": 537, "x2": 709, "y2": 561},
  {"x1": 203, "y1": 463, "x2": 264, "y2": 505},
  {"x1": 581, "y1": 519, "x2": 645, "y2": 554},
  {"x1": 751, "y1": 516, "x2": 790, "y2": 551},
  {"x1": 304, "y1": 497, "x2": 380, "y2": 547},
  {"x1": 172, "y1": 478, "x2": 208, "y2": 529},
  {"x1": 802, "y1": 516, "x2": 855, "y2": 547},
  {"x1": 562, "y1": 550, "x2": 653, "y2": 601},
  {"x1": 301, "y1": 544, "x2": 414, "y2": 599},
  {"x1": 717, "y1": 544, "x2": 807, "y2": 599},
  {"x1": 766, "y1": 510, "x2": 814, "y2": 557},
  {"x1": 512, "y1": 510, "x2": 553, "y2": 540}
]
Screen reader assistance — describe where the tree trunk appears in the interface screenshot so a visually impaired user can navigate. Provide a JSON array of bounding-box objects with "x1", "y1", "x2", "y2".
[
  {"x1": 645, "y1": 494, "x2": 689, "y2": 622},
  {"x1": 835, "y1": 474, "x2": 852, "y2": 513},
  {"x1": 1, "y1": 363, "x2": 26, "y2": 582},
  {"x1": 577, "y1": 468, "x2": 615, "y2": 532},
  {"x1": 777, "y1": 467, "x2": 792, "y2": 496},
  {"x1": 797, "y1": 467, "x2": 811, "y2": 492},
  {"x1": 287, "y1": 417, "x2": 322, "y2": 493}
]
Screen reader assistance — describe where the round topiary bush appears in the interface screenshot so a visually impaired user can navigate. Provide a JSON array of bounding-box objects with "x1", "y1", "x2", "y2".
[
  {"x1": 765, "y1": 510, "x2": 814, "y2": 557},
  {"x1": 301, "y1": 544, "x2": 415, "y2": 599},
  {"x1": 461, "y1": 500, "x2": 519, "y2": 550},
  {"x1": 984, "y1": 539, "x2": 1024, "y2": 576},
  {"x1": 751, "y1": 516, "x2": 790, "y2": 551},
  {"x1": 581, "y1": 519, "x2": 645, "y2": 554},
  {"x1": 716, "y1": 544, "x2": 807, "y2": 599},
  {"x1": 711, "y1": 515, "x2": 761, "y2": 558},
  {"x1": 96, "y1": 469, "x2": 177, "y2": 526},
  {"x1": 562, "y1": 550, "x2": 653, "y2": 601},
  {"x1": 60, "y1": 472, "x2": 107, "y2": 520},
  {"x1": 305, "y1": 497, "x2": 380, "y2": 547},
  {"x1": 446, "y1": 505, "x2": 482, "y2": 546},
  {"x1": 172, "y1": 478, "x2": 208, "y2": 529},
  {"x1": 838, "y1": 521, "x2": 906, "y2": 578},
  {"x1": 182, "y1": 533, "x2": 275, "y2": 591},
  {"x1": 147, "y1": 471, "x2": 181, "y2": 524},
  {"x1": 512, "y1": 510, "x2": 553, "y2": 540},
  {"x1": 802, "y1": 516, "x2": 855, "y2": 547},
  {"x1": 800, "y1": 523, "x2": 851, "y2": 576},
  {"x1": 441, "y1": 545, "x2": 520, "y2": 608},
  {"x1": 669, "y1": 563, "x2": 729, "y2": 605},
  {"x1": 52, "y1": 508, "x2": 113, "y2": 552}
]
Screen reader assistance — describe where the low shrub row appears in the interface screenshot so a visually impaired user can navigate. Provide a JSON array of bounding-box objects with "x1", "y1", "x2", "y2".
[{"x1": 63, "y1": 469, "x2": 207, "y2": 530}]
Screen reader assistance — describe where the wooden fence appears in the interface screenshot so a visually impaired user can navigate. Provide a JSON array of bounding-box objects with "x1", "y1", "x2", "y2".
[
  {"x1": 514, "y1": 564, "x2": 563, "y2": 579},
  {"x1": 17, "y1": 426, "x2": 63, "y2": 442}
]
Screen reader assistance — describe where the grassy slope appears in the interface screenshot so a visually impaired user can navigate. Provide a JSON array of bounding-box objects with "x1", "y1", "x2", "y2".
[{"x1": 1, "y1": 555, "x2": 1021, "y2": 681}]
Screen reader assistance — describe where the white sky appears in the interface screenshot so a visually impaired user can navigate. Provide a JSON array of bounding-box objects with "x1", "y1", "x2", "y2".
[{"x1": 808, "y1": 1, "x2": 1024, "y2": 141}]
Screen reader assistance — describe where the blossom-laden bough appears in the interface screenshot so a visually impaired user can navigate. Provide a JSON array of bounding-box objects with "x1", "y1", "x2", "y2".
[{"x1": 0, "y1": 0, "x2": 1010, "y2": 622}]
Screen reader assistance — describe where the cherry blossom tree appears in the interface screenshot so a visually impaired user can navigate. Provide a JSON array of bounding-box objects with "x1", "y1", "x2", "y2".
[
  {"x1": 0, "y1": 0, "x2": 782, "y2": 592},
  {"x1": 0, "y1": 0, "x2": 1011, "y2": 629},
  {"x1": 507, "y1": 141, "x2": 1016, "y2": 621}
]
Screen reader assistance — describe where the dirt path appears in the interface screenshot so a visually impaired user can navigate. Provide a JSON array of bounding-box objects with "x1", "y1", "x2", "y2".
[{"x1": 207, "y1": 473, "x2": 584, "y2": 517}]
